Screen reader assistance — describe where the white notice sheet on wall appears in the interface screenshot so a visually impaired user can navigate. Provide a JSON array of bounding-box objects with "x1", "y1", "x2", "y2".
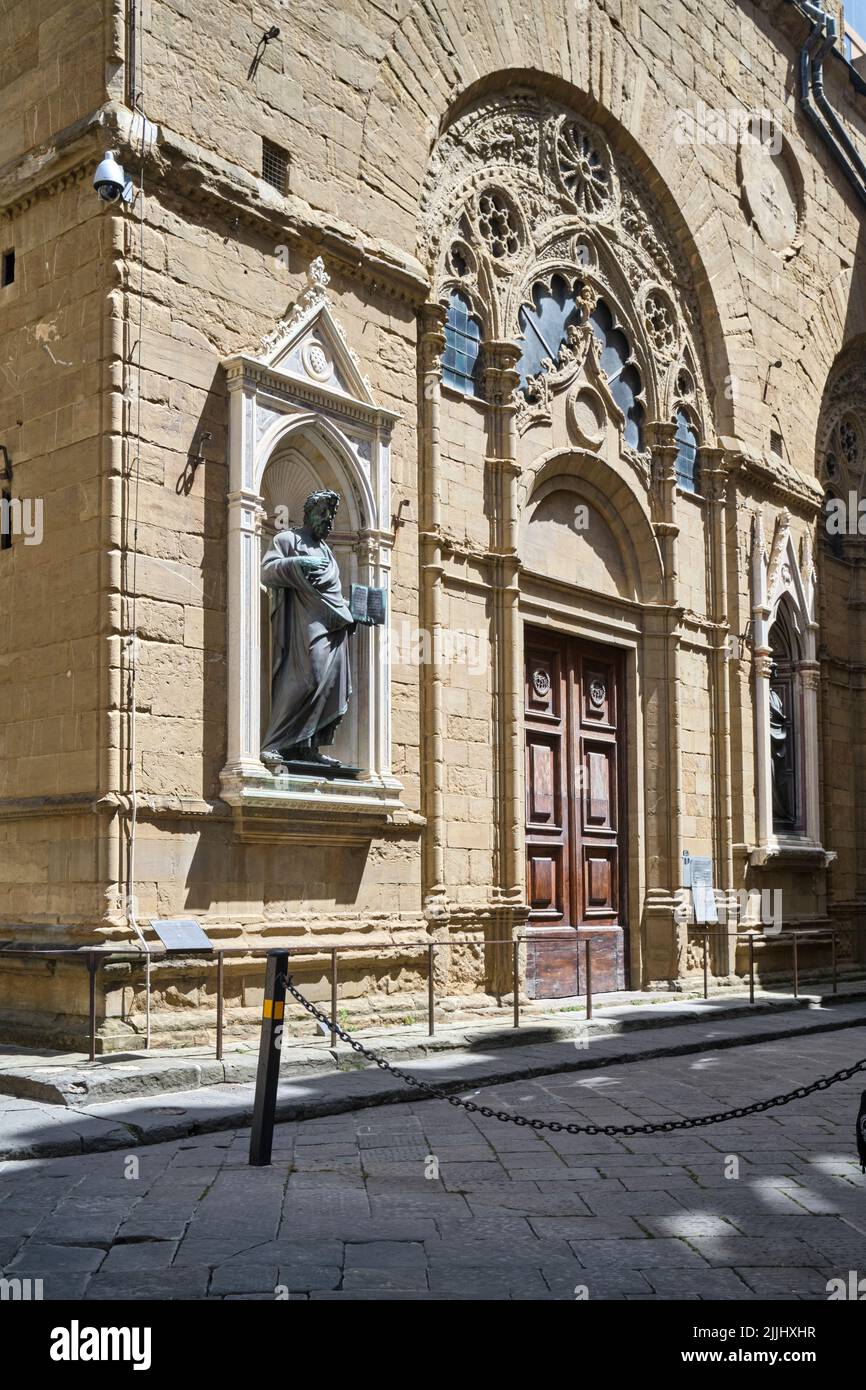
[{"x1": 689, "y1": 856, "x2": 718, "y2": 925}]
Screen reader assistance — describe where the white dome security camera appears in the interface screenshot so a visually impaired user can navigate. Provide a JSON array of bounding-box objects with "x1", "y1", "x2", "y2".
[{"x1": 93, "y1": 151, "x2": 134, "y2": 205}]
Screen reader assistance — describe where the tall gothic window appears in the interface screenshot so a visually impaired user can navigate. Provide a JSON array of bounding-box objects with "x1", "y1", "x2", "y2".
[
  {"x1": 442, "y1": 289, "x2": 482, "y2": 396},
  {"x1": 589, "y1": 300, "x2": 644, "y2": 450},
  {"x1": 768, "y1": 604, "x2": 802, "y2": 835},
  {"x1": 515, "y1": 279, "x2": 644, "y2": 449},
  {"x1": 516, "y1": 274, "x2": 580, "y2": 387},
  {"x1": 674, "y1": 407, "x2": 700, "y2": 493}
]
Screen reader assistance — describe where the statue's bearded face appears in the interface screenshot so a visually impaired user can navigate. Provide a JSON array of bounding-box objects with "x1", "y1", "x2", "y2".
[{"x1": 307, "y1": 500, "x2": 335, "y2": 540}]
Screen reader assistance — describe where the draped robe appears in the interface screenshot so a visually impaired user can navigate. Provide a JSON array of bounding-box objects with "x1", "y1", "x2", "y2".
[{"x1": 261, "y1": 528, "x2": 354, "y2": 755}]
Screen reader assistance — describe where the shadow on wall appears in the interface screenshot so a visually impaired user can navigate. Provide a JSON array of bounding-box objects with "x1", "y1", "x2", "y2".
[{"x1": 522, "y1": 486, "x2": 635, "y2": 601}]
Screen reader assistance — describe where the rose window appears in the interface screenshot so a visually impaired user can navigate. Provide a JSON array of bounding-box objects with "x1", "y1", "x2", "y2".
[
  {"x1": 557, "y1": 121, "x2": 612, "y2": 215},
  {"x1": 839, "y1": 417, "x2": 859, "y2": 471}
]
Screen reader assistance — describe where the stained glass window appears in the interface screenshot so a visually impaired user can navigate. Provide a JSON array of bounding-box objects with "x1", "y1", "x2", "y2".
[
  {"x1": 442, "y1": 290, "x2": 482, "y2": 396},
  {"x1": 673, "y1": 407, "x2": 699, "y2": 492}
]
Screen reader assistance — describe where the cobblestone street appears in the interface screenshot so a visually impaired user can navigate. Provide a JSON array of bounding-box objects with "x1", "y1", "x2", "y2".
[{"x1": 1, "y1": 1026, "x2": 864, "y2": 1301}]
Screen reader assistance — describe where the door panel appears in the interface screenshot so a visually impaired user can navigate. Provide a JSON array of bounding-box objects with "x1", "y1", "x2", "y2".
[
  {"x1": 583, "y1": 743, "x2": 616, "y2": 830},
  {"x1": 527, "y1": 739, "x2": 558, "y2": 825},
  {"x1": 525, "y1": 628, "x2": 627, "y2": 998}
]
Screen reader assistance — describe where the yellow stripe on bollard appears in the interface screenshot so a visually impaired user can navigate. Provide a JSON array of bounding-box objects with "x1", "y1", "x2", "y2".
[{"x1": 262, "y1": 999, "x2": 284, "y2": 1020}]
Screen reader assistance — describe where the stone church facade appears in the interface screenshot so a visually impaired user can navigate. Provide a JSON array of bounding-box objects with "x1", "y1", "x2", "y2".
[{"x1": 0, "y1": 0, "x2": 865, "y2": 1048}]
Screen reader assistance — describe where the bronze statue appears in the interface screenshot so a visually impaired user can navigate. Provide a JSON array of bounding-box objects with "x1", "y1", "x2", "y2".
[{"x1": 261, "y1": 489, "x2": 372, "y2": 773}]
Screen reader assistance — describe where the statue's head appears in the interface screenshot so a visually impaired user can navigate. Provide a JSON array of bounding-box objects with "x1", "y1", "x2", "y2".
[{"x1": 303, "y1": 489, "x2": 340, "y2": 541}]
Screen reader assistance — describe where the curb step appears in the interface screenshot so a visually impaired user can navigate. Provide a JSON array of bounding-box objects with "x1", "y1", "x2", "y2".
[
  {"x1": 0, "y1": 994, "x2": 864, "y2": 1160},
  {"x1": 0, "y1": 989, "x2": 853, "y2": 1107}
]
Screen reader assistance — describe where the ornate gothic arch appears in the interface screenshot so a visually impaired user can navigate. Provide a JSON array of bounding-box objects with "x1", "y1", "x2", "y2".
[{"x1": 421, "y1": 87, "x2": 716, "y2": 451}]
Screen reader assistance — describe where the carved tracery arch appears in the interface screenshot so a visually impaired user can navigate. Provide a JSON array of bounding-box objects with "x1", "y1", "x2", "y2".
[{"x1": 421, "y1": 87, "x2": 716, "y2": 467}]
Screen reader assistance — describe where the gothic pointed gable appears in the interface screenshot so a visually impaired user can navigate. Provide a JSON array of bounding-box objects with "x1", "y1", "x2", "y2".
[{"x1": 256, "y1": 258, "x2": 376, "y2": 405}]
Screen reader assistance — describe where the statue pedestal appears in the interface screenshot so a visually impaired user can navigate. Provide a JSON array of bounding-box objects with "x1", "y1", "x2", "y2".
[{"x1": 271, "y1": 759, "x2": 361, "y2": 780}]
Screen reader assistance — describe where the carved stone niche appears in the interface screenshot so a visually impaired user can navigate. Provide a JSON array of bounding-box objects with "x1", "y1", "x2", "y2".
[
  {"x1": 219, "y1": 260, "x2": 413, "y2": 844},
  {"x1": 749, "y1": 510, "x2": 834, "y2": 870}
]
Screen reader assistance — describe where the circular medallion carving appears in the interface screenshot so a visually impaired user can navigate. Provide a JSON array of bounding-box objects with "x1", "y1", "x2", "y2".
[
  {"x1": 476, "y1": 189, "x2": 521, "y2": 258},
  {"x1": 589, "y1": 679, "x2": 606, "y2": 708},
  {"x1": 566, "y1": 385, "x2": 606, "y2": 451},
  {"x1": 738, "y1": 129, "x2": 801, "y2": 255},
  {"x1": 839, "y1": 415, "x2": 860, "y2": 472},
  {"x1": 532, "y1": 668, "x2": 551, "y2": 698},
  {"x1": 302, "y1": 339, "x2": 332, "y2": 382},
  {"x1": 642, "y1": 287, "x2": 679, "y2": 358}
]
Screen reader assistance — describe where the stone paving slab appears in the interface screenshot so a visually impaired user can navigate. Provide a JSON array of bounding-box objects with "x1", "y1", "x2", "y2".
[
  {"x1": 0, "y1": 995, "x2": 863, "y2": 1160},
  {"x1": 0, "y1": 1026, "x2": 864, "y2": 1301}
]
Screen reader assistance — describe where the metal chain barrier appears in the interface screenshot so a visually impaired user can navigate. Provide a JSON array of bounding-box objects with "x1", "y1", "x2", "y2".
[{"x1": 283, "y1": 975, "x2": 866, "y2": 1138}]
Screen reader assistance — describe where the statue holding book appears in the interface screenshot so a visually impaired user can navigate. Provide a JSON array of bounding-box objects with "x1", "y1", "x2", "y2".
[{"x1": 260, "y1": 489, "x2": 385, "y2": 775}]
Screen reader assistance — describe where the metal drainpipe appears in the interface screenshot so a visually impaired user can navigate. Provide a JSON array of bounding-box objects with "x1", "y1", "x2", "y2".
[
  {"x1": 812, "y1": 21, "x2": 866, "y2": 186},
  {"x1": 792, "y1": 4, "x2": 866, "y2": 207}
]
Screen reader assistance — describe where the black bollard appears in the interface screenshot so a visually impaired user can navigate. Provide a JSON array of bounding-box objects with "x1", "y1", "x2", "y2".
[
  {"x1": 249, "y1": 950, "x2": 289, "y2": 1167},
  {"x1": 858, "y1": 1090, "x2": 866, "y2": 1175}
]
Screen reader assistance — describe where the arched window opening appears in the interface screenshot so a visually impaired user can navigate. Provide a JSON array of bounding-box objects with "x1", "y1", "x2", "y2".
[
  {"x1": 442, "y1": 289, "x2": 482, "y2": 396},
  {"x1": 589, "y1": 299, "x2": 644, "y2": 450},
  {"x1": 822, "y1": 488, "x2": 846, "y2": 560},
  {"x1": 515, "y1": 280, "x2": 645, "y2": 449},
  {"x1": 673, "y1": 407, "x2": 700, "y2": 493},
  {"x1": 768, "y1": 604, "x2": 803, "y2": 836},
  {"x1": 516, "y1": 273, "x2": 581, "y2": 387}
]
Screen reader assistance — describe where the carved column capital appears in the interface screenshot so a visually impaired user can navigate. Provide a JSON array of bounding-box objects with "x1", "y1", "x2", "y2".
[
  {"x1": 419, "y1": 301, "x2": 447, "y2": 373},
  {"x1": 481, "y1": 338, "x2": 522, "y2": 407},
  {"x1": 754, "y1": 652, "x2": 774, "y2": 679},
  {"x1": 699, "y1": 446, "x2": 729, "y2": 503}
]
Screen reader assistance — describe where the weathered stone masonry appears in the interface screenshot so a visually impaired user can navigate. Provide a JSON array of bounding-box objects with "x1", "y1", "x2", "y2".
[{"x1": 0, "y1": 0, "x2": 865, "y2": 1047}]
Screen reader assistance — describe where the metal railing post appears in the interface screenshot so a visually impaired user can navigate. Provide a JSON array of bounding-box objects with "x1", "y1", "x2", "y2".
[
  {"x1": 703, "y1": 930, "x2": 709, "y2": 1000},
  {"x1": 88, "y1": 951, "x2": 97, "y2": 1062},
  {"x1": 427, "y1": 942, "x2": 435, "y2": 1037},
  {"x1": 832, "y1": 927, "x2": 838, "y2": 995},
  {"x1": 330, "y1": 948, "x2": 338, "y2": 1049},
  {"x1": 748, "y1": 934, "x2": 755, "y2": 1004},
  {"x1": 216, "y1": 950, "x2": 224, "y2": 1061},
  {"x1": 513, "y1": 940, "x2": 520, "y2": 1028},
  {"x1": 584, "y1": 937, "x2": 593, "y2": 1021},
  {"x1": 249, "y1": 950, "x2": 289, "y2": 1167},
  {"x1": 792, "y1": 931, "x2": 799, "y2": 999}
]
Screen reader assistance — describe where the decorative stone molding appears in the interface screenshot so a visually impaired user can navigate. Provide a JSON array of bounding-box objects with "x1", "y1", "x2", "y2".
[
  {"x1": 750, "y1": 510, "x2": 829, "y2": 866},
  {"x1": 220, "y1": 260, "x2": 407, "y2": 841},
  {"x1": 728, "y1": 447, "x2": 824, "y2": 516},
  {"x1": 421, "y1": 87, "x2": 712, "y2": 444}
]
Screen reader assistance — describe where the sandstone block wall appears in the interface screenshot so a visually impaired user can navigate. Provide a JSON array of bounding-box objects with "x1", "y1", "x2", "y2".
[{"x1": 0, "y1": 0, "x2": 864, "y2": 1045}]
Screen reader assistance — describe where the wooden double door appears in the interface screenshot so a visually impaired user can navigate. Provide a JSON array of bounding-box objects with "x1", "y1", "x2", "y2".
[{"x1": 524, "y1": 627, "x2": 627, "y2": 998}]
